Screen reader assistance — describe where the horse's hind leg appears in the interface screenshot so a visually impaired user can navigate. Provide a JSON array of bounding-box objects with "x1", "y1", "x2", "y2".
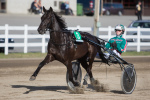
[
  {"x1": 79, "y1": 56, "x2": 96, "y2": 84},
  {"x1": 29, "y1": 54, "x2": 55, "y2": 81},
  {"x1": 80, "y1": 58, "x2": 94, "y2": 78},
  {"x1": 78, "y1": 57, "x2": 92, "y2": 84},
  {"x1": 66, "y1": 61, "x2": 80, "y2": 86},
  {"x1": 87, "y1": 58, "x2": 105, "y2": 92}
]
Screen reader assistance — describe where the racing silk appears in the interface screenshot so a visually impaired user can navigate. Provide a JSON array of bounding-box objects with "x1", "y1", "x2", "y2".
[{"x1": 105, "y1": 35, "x2": 127, "y2": 54}]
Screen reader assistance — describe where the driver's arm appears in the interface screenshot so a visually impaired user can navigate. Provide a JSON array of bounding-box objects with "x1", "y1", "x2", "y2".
[{"x1": 117, "y1": 39, "x2": 127, "y2": 53}]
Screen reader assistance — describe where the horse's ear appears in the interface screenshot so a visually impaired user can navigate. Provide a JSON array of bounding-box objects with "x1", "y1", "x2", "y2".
[
  {"x1": 43, "y1": 6, "x2": 46, "y2": 13},
  {"x1": 49, "y1": 7, "x2": 53, "y2": 12}
]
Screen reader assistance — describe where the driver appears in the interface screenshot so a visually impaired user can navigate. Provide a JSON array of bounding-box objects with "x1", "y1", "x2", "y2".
[
  {"x1": 104, "y1": 24, "x2": 127, "y2": 58},
  {"x1": 83, "y1": 24, "x2": 127, "y2": 87}
]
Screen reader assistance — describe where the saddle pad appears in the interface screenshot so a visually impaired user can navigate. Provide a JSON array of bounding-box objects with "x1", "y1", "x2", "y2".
[{"x1": 73, "y1": 31, "x2": 83, "y2": 42}]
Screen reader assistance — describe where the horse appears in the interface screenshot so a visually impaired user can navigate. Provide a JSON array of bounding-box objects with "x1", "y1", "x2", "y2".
[{"x1": 30, "y1": 6, "x2": 108, "y2": 92}]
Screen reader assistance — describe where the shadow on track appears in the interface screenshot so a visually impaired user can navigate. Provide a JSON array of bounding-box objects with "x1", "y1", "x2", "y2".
[
  {"x1": 12, "y1": 85, "x2": 68, "y2": 94},
  {"x1": 110, "y1": 90, "x2": 124, "y2": 94}
]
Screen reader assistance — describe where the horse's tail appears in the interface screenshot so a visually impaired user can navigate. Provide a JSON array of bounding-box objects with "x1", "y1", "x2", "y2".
[
  {"x1": 95, "y1": 37, "x2": 109, "y2": 65},
  {"x1": 81, "y1": 32, "x2": 108, "y2": 64}
]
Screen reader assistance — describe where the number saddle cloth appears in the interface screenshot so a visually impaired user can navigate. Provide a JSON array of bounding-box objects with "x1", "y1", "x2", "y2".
[{"x1": 73, "y1": 31, "x2": 83, "y2": 43}]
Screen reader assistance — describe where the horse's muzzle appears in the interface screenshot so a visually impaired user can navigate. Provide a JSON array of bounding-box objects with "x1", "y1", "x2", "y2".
[{"x1": 37, "y1": 28, "x2": 46, "y2": 34}]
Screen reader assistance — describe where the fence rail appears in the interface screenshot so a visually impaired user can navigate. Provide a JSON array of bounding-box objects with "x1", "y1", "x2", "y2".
[{"x1": 0, "y1": 24, "x2": 150, "y2": 55}]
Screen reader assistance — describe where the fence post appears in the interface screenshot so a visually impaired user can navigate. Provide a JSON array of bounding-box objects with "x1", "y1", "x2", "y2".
[
  {"x1": 137, "y1": 26, "x2": 140, "y2": 52},
  {"x1": 108, "y1": 26, "x2": 111, "y2": 41},
  {"x1": 5, "y1": 24, "x2": 8, "y2": 55},
  {"x1": 42, "y1": 34, "x2": 45, "y2": 53},
  {"x1": 24, "y1": 25, "x2": 28, "y2": 53}
]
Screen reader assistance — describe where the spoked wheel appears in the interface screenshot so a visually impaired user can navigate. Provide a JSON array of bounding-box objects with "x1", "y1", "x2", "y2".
[
  {"x1": 121, "y1": 65, "x2": 137, "y2": 94},
  {"x1": 66, "y1": 62, "x2": 82, "y2": 84}
]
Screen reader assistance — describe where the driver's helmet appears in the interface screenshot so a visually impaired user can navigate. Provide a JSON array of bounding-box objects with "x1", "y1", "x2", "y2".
[{"x1": 115, "y1": 24, "x2": 125, "y2": 34}]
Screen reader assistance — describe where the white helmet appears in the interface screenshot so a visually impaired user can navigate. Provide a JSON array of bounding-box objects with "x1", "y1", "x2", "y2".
[{"x1": 115, "y1": 24, "x2": 125, "y2": 34}]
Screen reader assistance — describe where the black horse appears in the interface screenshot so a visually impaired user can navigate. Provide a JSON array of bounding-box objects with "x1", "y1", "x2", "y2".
[{"x1": 30, "y1": 7, "x2": 108, "y2": 91}]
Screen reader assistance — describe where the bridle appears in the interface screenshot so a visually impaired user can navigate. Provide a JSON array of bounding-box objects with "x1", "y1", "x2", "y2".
[{"x1": 44, "y1": 16, "x2": 74, "y2": 46}]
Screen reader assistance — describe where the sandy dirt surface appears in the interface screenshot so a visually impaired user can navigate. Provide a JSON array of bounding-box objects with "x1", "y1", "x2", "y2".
[{"x1": 0, "y1": 56, "x2": 150, "y2": 100}]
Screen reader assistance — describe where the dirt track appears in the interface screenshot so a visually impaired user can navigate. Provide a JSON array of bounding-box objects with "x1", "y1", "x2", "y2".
[{"x1": 0, "y1": 57, "x2": 150, "y2": 100}]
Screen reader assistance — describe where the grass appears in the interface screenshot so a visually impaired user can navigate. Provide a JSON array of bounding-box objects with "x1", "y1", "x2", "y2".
[
  {"x1": 122, "y1": 51, "x2": 150, "y2": 56},
  {"x1": 0, "y1": 51, "x2": 150, "y2": 59}
]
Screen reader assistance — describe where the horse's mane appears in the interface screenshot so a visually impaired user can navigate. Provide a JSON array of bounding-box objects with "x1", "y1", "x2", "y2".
[{"x1": 53, "y1": 12, "x2": 67, "y2": 29}]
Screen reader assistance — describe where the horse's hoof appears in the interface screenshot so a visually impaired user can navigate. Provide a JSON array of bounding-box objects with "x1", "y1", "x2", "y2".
[
  {"x1": 68, "y1": 81, "x2": 75, "y2": 92},
  {"x1": 29, "y1": 76, "x2": 36, "y2": 81},
  {"x1": 91, "y1": 79, "x2": 100, "y2": 86},
  {"x1": 74, "y1": 82, "x2": 81, "y2": 87},
  {"x1": 82, "y1": 80, "x2": 88, "y2": 89},
  {"x1": 68, "y1": 81, "x2": 84, "y2": 94},
  {"x1": 83, "y1": 79, "x2": 88, "y2": 85}
]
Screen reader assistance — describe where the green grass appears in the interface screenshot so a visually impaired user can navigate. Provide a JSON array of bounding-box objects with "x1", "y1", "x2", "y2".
[
  {"x1": 122, "y1": 51, "x2": 150, "y2": 56},
  {"x1": 0, "y1": 51, "x2": 150, "y2": 59}
]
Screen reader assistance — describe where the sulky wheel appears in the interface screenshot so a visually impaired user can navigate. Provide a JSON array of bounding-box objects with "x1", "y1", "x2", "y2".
[
  {"x1": 66, "y1": 62, "x2": 82, "y2": 84},
  {"x1": 121, "y1": 65, "x2": 137, "y2": 94}
]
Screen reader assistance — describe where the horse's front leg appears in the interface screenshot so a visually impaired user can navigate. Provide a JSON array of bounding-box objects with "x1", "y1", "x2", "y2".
[{"x1": 29, "y1": 54, "x2": 55, "y2": 81}]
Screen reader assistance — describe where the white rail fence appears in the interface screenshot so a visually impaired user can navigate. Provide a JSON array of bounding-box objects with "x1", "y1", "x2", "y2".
[{"x1": 0, "y1": 24, "x2": 150, "y2": 55}]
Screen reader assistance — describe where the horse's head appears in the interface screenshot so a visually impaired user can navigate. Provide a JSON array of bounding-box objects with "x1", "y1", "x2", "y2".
[{"x1": 38, "y1": 6, "x2": 54, "y2": 34}]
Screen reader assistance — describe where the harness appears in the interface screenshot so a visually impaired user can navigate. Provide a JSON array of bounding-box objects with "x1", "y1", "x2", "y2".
[
  {"x1": 42, "y1": 13, "x2": 85, "y2": 47},
  {"x1": 45, "y1": 24, "x2": 82, "y2": 48}
]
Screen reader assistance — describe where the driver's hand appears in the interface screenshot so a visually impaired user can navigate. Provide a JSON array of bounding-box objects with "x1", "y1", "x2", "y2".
[{"x1": 111, "y1": 41, "x2": 117, "y2": 49}]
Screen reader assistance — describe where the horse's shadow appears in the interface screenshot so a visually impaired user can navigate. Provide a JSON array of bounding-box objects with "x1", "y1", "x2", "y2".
[
  {"x1": 11, "y1": 85, "x2": 68, "y2": 94},
  {"x1": 12, "y1": 85, "x2": 125, "y2": 94}
]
